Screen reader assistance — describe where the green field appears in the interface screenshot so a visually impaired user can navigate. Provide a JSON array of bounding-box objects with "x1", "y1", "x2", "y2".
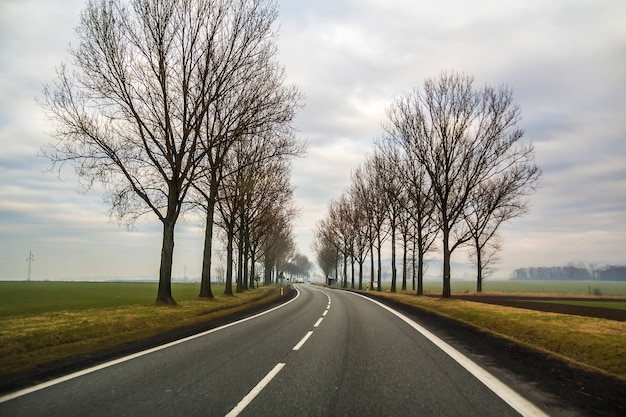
[
  {"x1": 0, "y1": 281, "x2": 218, "y2": 317},
  {"x1": 415, "y1": 280, "x2": 626, "y2": 296}
]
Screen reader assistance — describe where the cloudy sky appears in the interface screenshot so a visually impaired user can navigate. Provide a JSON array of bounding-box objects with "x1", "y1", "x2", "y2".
[{"x1": 1, "y1": 0, "x2": 625, "y2": 281}]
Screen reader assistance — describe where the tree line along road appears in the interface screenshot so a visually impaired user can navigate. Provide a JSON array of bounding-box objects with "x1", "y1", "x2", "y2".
[{"x1": 1, "y1": 284, "x2": 573, "y2": 416}]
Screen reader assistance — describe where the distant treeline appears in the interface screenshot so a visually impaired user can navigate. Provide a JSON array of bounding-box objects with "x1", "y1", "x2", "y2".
[{"x1": 510, "y1": 264, "x2": 626, "y2": 281}]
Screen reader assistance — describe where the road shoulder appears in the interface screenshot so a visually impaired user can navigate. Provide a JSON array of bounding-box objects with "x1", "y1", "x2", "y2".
[{"x1": 354, "y1": 290, "x2": 626, "y2": 417}]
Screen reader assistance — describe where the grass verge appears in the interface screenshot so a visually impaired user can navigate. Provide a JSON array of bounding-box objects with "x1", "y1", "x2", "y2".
[
  {"x1": 363, "y1": 290, "x2": 626, "y2": 382},
  {"x1": 0, "y1": 284, "x2": 285, "y2": 377}
]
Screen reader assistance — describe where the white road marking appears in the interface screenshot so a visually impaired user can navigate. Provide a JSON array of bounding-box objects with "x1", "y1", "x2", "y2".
[
  {"x1": 349, "y1": 292, "x2": 550, "y2": 417},
  {"x1": 292, "y1": 331, "x2": 314, "y2": 351},
  {"x1": 322, "y1": 310, "x2": 328, "y2": 316},
  {"x1": 0, "y1": 288, "x2": 302, "y2": 404},
  {"x1": 225, "y1": 363, "x2": 285, "y2": 417},
  {"x1": 313, "y1": 317, "x2": 324, "y2": 327}
]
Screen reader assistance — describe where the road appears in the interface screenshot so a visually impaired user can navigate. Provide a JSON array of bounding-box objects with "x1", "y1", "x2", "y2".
[{"x1": 0, "y1": 284, "x2": 548, "y2": 416}]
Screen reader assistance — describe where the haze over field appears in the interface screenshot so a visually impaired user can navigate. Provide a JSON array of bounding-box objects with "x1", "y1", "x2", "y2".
[{"x1": 1, "y1": 0, "x2": 625, "y2": 281}]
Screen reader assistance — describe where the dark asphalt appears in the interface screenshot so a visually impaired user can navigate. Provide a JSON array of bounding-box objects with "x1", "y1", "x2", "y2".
[{"x1": 0, "y1": 284, "x2": 600, "y2": 416}]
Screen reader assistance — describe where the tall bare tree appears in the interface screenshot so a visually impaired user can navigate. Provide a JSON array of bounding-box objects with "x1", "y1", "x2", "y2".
[
  {"x1": 372, "y1": 146, "x2": 403, "y2": 292},
  {"x1": 465, "y1": 163, "x2": 539, "y2": 291},
  {"x1": 350, "y1": 162, "x2": 379, "y2": 291},
  {"x1": 347, "y1": 186, "x2": 371, "y2": 290},
  {"x1": 259, "y1": 208, "x2": 296, "y2": 285},
  {"x1": 40, "y1": 0, "x2": 230, "y2": 303},
  {"x1": 250, "y1": 193, "x2": 297, "y2": 287},
  {"x1": 327, "y1": 195, "x2": 356, "y2": 288},
  {"x1": 361, "y1": 153, "x2": 390, "y2": 291},
  {"x1": 312, "y1": 222, "x2": 340, "y2": 283},
  {"x1": 189, "y1": 0, "x2": 303, "y2": 299},
  {"x1": 400, "y1": 147, "x2": 438, "y2": 295},
  {"x1": 386, "y1": 71, "x2": 540, "y2": 298}
]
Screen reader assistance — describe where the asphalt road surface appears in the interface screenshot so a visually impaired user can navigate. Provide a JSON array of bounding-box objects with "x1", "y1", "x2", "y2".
[{"x1": 0, "y1": 284, "x2": 550, "y2": 416}]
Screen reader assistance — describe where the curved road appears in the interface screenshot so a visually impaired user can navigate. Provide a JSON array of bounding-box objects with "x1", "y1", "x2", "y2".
[{"x1": 0, "y1": 284, "x2": 548, "y2": 416}]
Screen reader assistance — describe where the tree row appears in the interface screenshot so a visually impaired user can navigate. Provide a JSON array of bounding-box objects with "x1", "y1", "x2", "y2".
[
  {"x1": 314, "y1": 71, "x2": 541, "y2": 297},
  {"x1": 40, "y1": 0, "x2": 305, "y2": 303}
]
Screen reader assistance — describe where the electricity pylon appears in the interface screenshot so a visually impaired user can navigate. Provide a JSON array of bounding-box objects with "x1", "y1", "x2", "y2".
[{"x1": 26, "y1": 250, "x2": 34, "y2": 281}]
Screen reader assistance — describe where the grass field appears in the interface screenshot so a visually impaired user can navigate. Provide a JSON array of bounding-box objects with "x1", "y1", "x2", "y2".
[
  {"x1": 0, "y1": 281, "x2": 209, "y2": 317},
  {"x1": 0, "y1": 281, "x2": 282, "y2": 376},
  {"x1": 388, "y1": 280, "x2": 626, "y2": 296}
]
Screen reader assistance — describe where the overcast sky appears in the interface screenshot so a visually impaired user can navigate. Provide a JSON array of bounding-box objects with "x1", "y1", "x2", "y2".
[{"x1": 1, "y1": 0, "x2": 625, "y2": 281}]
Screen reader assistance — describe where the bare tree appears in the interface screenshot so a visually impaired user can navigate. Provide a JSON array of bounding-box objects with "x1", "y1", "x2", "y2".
[
  {"x1": 312, "y1": 222, "x2": 339, "y2": 283},
  {"x1": 373, "y1": 145, "x2": 404, "y2": 293},
  {"x1": 468, "y1": 233, "x2": 502, "y2": 291},
  {"x1": 465, "y1": 162, "x2": 539, "y2": 291},
  {"x1": 351, "y1": 162, "x2": 380, "y2": 291},
  {"x1": 385, "y1": 71, "x2": 540, "y2": 298},
  {"x1": 347, "y1": 186, "x2": 371, "y2": 290},
  {"x1": 250, "y1": 194, "x2": 297, "y2": 287},
  {"x1": 360, "y1": 154, "x2": 389, "y2": 291},
  {"x1": 188, "y1": 0, "x2": 303, "y2": 299},
  {"x1": 400, "y1": 148, "x2": 438, "y2": 295},
  {"x1": 326, "y1": 195, "x2": 356, "y2": 288},
  {"x1": 239, "y1": 157, "x2": 296, "y2": 290},
  {"x1": 40, "y1": 0, "x2": 234, "y2": 304},
  {"x1": 259, "y1": 210, "x2": 296, "y2": 285}
]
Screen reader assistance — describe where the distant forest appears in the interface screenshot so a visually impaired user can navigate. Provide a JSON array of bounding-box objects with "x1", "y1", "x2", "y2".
[{"x1": 510, "y1": 264, "x2": 626, "y2": 281}]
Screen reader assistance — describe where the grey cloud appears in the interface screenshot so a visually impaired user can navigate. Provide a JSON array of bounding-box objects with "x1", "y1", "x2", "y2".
[{"x1": 1, "y1": 0, "x2": 625, "y2": 279}]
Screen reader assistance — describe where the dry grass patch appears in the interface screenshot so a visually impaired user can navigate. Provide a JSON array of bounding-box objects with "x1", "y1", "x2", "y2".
[
  {"x1": 0, "y1": 286, "x2": 283, "y2": 376},
  {"x1": 369, "y1": 291, "x2": 626, "y2": 382}
]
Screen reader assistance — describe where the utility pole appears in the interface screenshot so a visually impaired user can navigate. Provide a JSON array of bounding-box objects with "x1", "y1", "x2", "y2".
[{"x1": 26, "y1": 250, "x2": 34, "y2": 281}]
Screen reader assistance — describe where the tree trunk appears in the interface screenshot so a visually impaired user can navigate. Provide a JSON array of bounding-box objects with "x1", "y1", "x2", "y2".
[
  {"x1": 342, "y1": 254, "x2": 347, "y2": 288},
  {"x1": 369, "y1": 241, "x2": 375, "y2": 289},
  {"x1": 376, "y1": 232, "x2": 382, "y2": 292},
  {"x1": 351, "y1": 258, "x2": 355, "y2": 289},
  {"x1": 417, "y1": 248, "x2": 424, "y2": 296},
  {"x1": 199, "y1": 177, "x2": 219, "y2": 298},
  {"x1": 264, "y1": 257, "x2": 273, "y2": 285},
  {"x1": 199, "y1": 198, "x2": 216, "y2": 298},
  {"x1": 358, "y1": 260, "x2": 363, "y2": 290},
  {"x1": 157, "y1": 217, "x2": 176, "y2": 304},
  {"x1": 401, "y1": 233, "x2": 408, "y2": 291},
  {"x1": 224, "y1": 223, "x2": 235, "y2": 296},
  {"x1": 476, "y1": 237, "x2": 483, "y2": 292},
  {"x1": 390, "y1": 221, "x2": 397, "y2": 293},
  {"x1": 412, "y1": 237, "x2": 417, "y2": 292},
  {"x1": 236, "y1": 234, "x2": 244, "y2": 293},
  {"x1": 245, "y1": 228, "x2": 253, "y2": 289},
  {"x1": 249, "y1": 253, "x2": 256, "y2": 289},
  {"x1": 442, "y1": 226, "x2": 451, "y2": 298}
]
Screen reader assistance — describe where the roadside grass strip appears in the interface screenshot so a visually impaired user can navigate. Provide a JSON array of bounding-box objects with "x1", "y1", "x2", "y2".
[{"x1": 0, "y1": 284, "x2": 284, "y2": 376}]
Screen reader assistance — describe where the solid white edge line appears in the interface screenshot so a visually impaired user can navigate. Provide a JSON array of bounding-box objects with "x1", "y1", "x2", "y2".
[
  {"x1": 292, "y1": 331, "x2": 313, "y2": 351},
  {"x1": 313, "y1": 317, "x2": 324, "y2": 327},
  {"x1": 0, "y1": 287, "x2": 301, "y2": 404},
  {"x1": 349, "y1": 292, "x2": 549, "y2": 417},
  {"x1": 225, "y1": 362, "x2": 285, "y2": 417}
]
